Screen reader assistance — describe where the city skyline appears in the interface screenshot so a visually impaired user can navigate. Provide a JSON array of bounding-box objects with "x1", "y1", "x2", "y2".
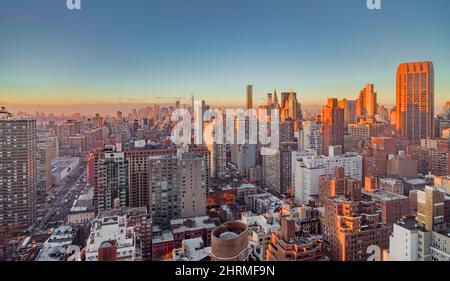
[
  {"x1": 2, "y1": 0, "x2": 450, "y2": 266},
  {"x1": 1, "y1": 0, "x2": 450, "y2": 114}
]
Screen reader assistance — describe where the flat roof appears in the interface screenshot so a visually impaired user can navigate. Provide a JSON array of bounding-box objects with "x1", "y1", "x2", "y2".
[{"x1": 170, "y1": 216, "x2": 217, "y2": 233}]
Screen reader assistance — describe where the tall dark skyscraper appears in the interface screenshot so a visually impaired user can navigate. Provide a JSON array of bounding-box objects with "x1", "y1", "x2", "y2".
[
  {"x1": 396, "y1": 61, "x2": 434, "y2": 143},
  {"x1": 0, "y1": 107, "x2": 37, "y2": 231},
  {"x1": 247, "y1": 85, "x2": 253, "y2": 109}
]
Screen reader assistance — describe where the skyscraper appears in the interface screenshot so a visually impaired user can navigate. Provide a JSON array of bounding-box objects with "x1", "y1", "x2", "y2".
[
  {"x1": 148, "y1": 155, "x2": 181, "y2": 225},
  {"x1": 37, "y1": 141, "x2": 56, "y2": 192},
  {"x1": 266, "y1": 93, "x2": 273, "y2": 107},
  {"x1": 0, "y1": 107, "x2": 37, "y2": 231},
  {"x1": 262, "y1": 142, "x2": 298, "y2": 197},
  {"x1": 36, "y1": 128, "x2": 58, "y2": 193},
  {"x1": 396, "y1": 61, "x2": 434, "y2": 143},
  {"x1": 272, "y1": 90, "x2": 280, "y2": 109},
  {"x1": 205, "y1": 119, "x2": 227, "y2": 179},
  {"x1": 92, "y1": 113, "x2": 103, "y2": 129},
  {"x1": 320, "y1": 170, "x2": 391, "y2": 261},
  {"x1": 280, "y1": 91, "x2": 302, "y2": 123},
  {"x1": 356, "y1": 84, "x2": 377, "y2": 120},
  {"x1": 91, "y1": 145, "x2": 129, "y2": 212},
  {"x1": 338, "y1": 99, "x2": 356, "y2": 126},
  {"x1": 179, "y1": 152, "x2": 207, "y2": 218},
  {"x1": 125, "y1": 145, "x2": 210, "y2": 213},
  {"x1": 299, "y1": 120, "x2": 323, "y2": 153},
  {"x1": 207, "y1": 142, "x2": 227, "y2": 179},
  {"x1": 321, "y1": 98, "x2": 344, "y2": 156},
  {"x1": 246, "y1": 85, "x2": 253, "y2": 109}
]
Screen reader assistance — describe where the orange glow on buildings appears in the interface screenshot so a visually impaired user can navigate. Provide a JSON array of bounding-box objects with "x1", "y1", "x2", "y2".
[{"x1": 396, "y1": 61, "x2": 434, "y2": 143}]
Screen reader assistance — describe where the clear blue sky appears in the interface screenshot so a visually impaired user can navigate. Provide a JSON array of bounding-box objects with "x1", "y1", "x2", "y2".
[{"x1": 0, "y1": 0, "x2": 449, "y2": 114}]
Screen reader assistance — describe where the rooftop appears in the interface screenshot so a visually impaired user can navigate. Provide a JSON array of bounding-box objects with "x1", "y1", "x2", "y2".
[
  {"x1": 404, "y1": 178, "x2": 426, "y2": 185},
  {"x1": 363, "y1": 190, "x2": 407, "y2": 201},
  {"x1": 35, "y1": 225, "x2": 75, "y2": 261},
  {"x1": 173, "y1": 237, "x2": 211, "y2": 261},
  {"x1": 152, "y1": 227, "x2": 174, "y2": 244},
  {"x1": 170, "y1": 216, "x2": 217, "y2": 233},
  {"x1": 396, "y1": 216, "x2": 420, "y2": 231}
]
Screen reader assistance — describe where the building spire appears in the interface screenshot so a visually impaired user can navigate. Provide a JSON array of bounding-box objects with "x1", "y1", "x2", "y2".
[{"x1": 273, "y1": 89, "x2": 279, "y2": 108}]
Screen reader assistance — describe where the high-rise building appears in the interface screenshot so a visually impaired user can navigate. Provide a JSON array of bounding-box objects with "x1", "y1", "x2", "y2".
[
  {"x1": 406, "y1": 139, "x2": 450, "y2": 176},
  {"x1": 396, "y1": 62, "x2": 434, "y2": 143},
  {"x1": 126, "y1": 147, "x2": 175, "y2": 212},
  {"x1": 435, "y1": 114, "x2": 450, "y2": 139},
  {"x1": 272, "y1": 90, "x2": 280, "y2": 109},
  {"x1": 115, "y1": 111, "x2": 123, "y2": 120},
  {"x1": 56, "y1": 121, "x2": 75, "y2": 148},
  {"x1": 85, "y1": 127, "x2": 103, "y2": 151},
  {"x1": 356, "y1": 84, "x2": 377, "y2": 120},
  {"x1": 262, "y1": 142, "x2": 298, "y2": 197},
  {"x1": 321, "y1": 98, "x2": 344, "y2": 156},
  {"x1": 36, "y1": 130, "x2": 57, "y2": 192},
  {"x1": 36, "y1": 142, "x2": 56, "y2": 192},
  {"x1": 179, "y1": 152, "x2": 207, "y2": 218},
  {"x1": 146, "y1": 147, "x2": 209, "y2": 226},
  {"x1": 299, "y1": 120, "x2": 323, "y2": 153},
  {"x1": 230, "y1": 110, "x2": 256, "y2": 175},
  {"x1": 91, "y1": 145, "x2": 129, "y2": 212},
  {"x1": 320, "y1": 173, "x2": 391, "y2": 261},
  {"x1": 293, "y1": 146, "x2": 362, "y2": 204},
  {"x1": 92, "y1": 113, "x2": 103, "y2": 129},
  {"x1": 236, "y1": 144, "x2": 256, "y2": 176},
  {"x1": 265, "y1": 92, "x2": 273, "y2": 107},
  {"x1": 125, "y1": 145, "x2": 210, "y2": 214},
  {"x1": 348, "y1": 119, "x2": 395, "y2": 140},
  {"x1": 0, "y1": 107, "x2": 37, "y2": 231},
  {"x1": 338, "y1": 99, "x2": 356, "y2": 126},
  {"x1": 280, "y1": 91, "x2": 302, "y2": 123},
  {"x1": 416, "y1": 186, "x2": 445, "y2": 232},
  {"x1": 207, "y1": 142, "x2": 226, "y2": 179},
  {"x1": 148, "y1": 155, "x2": 181, "y2": 225},
  {"x1": 246, "y1": 84, "x2": 253, "y2": 109},
  {"x1": 203, "y1": 111, "x2": 227, "y2": 179}
]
